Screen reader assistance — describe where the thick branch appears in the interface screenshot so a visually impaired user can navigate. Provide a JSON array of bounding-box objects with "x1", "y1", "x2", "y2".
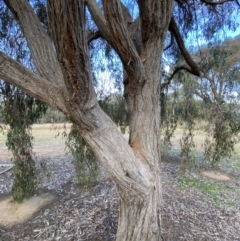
[
  {"x1": 47, "y1": 0, "x2": 96, "y2": 109},
  {"x1": 86, "y1": 0, "x2": 133, "y2": 41},
  {"x1": 0, "y1": 52, "x2": 155, "y2": 195},
  {"x1": 137, "y1": 0, "x2": 174, "y2": 45},
  {"x1": 0, "y1": 51, "x2": 67, "y2": 112},
  {"x1": 87, "y1": 0, "x2": 144, "y2": 83},
  {"x1": 85, "y1": 0, "x2": 111, "y2": 41},
  {"x1": 119, "y1": 2, "x2": 133, "y2": 26},
  {"x1": 4, "y1": 0, "x2": 63, "y2": 85},
  {"x1": 102, "y1": 0, "x2": 145, "y2": 84},
  {"x1": 169, "y1": 17, "x2": 201, "y2": 76},
  {"x1": 81, "y1": 116, "x2": 155, "y2": 195}
]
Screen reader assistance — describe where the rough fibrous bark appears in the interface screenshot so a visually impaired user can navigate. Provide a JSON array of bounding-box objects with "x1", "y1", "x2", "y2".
[
  {"x1": 1, "y1": 0, "x2": 175, "y2": 240},
  {"x1": 4, "y1": 0, "x2": 64, "y2": 85},
  {"x1": 0, "y1": 51, "x2": 67, "y2": 111}
]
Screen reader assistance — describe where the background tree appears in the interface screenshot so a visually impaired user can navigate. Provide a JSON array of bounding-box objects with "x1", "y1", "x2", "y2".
[
  {"x1": 0, "y1": 0, "x2": 239, "y2": 240},
  {"x1": 161, "y1": 36, "x2": 240, "y2": 170},
  {"x1": 198, "y1": 38, "x2": 240, "y2": 166}
]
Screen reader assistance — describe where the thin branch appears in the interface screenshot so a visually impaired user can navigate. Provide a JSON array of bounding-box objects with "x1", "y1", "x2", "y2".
[
  {"x1": 200, "y1": 0, "x2": 235, "y2": 5},
  {"x1": 4, "y1": 0, "x2": 63, "y2": 85},
  {"x1": 201, "y1": 70, "x2": 219, "y2": 100},
  {"x1": 169, "y1": 17, "x2": 201, "y2": 77},
  {"x1": 0, "y1": 166, "x2": 13, "y2": 175},
  {"x1": 200, "y1": 70, "x2": 225, "y2": 112},
  {"x1": 194, "y1": 90, "x2": 212, "y2": 103},
  {"x1": 88, "y1": 31, "x2": 102, "y2": 45},
  {"x1": 161, "y1": 65, "x2": 192, "y2": 89},
  {"x1": 164, "y1": 32, "x2": 174, "y2": 51}
]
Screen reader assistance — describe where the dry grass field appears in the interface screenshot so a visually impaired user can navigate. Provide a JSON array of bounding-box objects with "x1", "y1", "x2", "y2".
[
  {"x1": 0, "y1": 123, "x2": 72, "y2": 162},
  {"x1": 0, "y1": 122, "x2": 239, "y2": 169},
  {"x1": 170, "y1": 126, "x2": 240, "y2": 172}
]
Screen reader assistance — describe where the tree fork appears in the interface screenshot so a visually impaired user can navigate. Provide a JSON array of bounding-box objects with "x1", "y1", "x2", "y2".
[{"x1": 2, "y1": 0, "x2": 174, "y2": 240}]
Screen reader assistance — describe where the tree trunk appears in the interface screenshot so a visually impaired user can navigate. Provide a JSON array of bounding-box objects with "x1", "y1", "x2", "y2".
[
  {"x1": 70, "y1": 106, "x2": 163, "y2": 241},
  {"x1": 117, "y1": 179, "x2": 162, "y2": 241},
  {"x1": 1, "y1": 1, "x2": 175, "y2": 240}
]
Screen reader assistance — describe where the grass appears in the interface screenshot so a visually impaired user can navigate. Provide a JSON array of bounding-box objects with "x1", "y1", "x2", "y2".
[
  {"x1": 1, "y1": 123, "x2": 238, "y2": 171},
  {"x1": 230, "y1": 155, "x2": 240, "y2": 169},
  {"x1": 228, "y1": 142, "x2": 240, "y2": 169},
  {"x1": 168, "y1": 125, "x2": 240, "y2": 172},
  {"x1": 0, "y1": 123, "x2": 71, "y2": 145},
  {"x1": 0, "y1": 123, "x2": 71, "y2": 160},
  {"x1": 172, "y1": 124, "x2": 239, "y2": 206},
  {"x1": 221, "y1": 153, "x2": 240, "y2": 176},
  {"x1": 31, "y1": 124, "x2": 71, "y2": 144},
  {"x1": 178, "y1": 177, "x2": 236, "y2": 207}
]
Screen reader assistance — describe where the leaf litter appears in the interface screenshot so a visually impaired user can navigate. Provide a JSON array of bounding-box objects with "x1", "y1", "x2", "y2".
[{"x1": 0, "y1": 154, "x2": 239, "y2": 241}]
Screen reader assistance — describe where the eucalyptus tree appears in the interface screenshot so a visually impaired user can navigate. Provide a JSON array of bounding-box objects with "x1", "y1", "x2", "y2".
[
  {"x1": 162, "y1": 36, "x2": 240, "y2": 169},
  {"x1": 195, "y1": 37, "x2": 240, "y2": 166},
  {"x1": 0, "y1": 0, "x2": 239, "y2": 240}
]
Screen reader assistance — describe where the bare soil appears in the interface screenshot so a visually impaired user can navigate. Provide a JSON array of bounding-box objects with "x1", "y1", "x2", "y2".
[
  {"x1": 201, "y1": 170, "x2": 231, "y2": 181},
  {"x1": 0, "y1": 193, "x2": 56, "y2": 227},
  {"x1": 0, "y1": 129, "x2": 240, "y2": 240}
]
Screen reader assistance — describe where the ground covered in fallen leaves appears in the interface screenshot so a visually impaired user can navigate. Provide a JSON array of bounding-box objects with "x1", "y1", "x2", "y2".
[{"x1": 0, "y1": 153, "x2": 240, "y2": 241}]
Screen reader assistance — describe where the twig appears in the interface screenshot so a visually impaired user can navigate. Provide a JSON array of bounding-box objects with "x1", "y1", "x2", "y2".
[{"x1": 0, "y1": 165, "x2": 13, "y2": 174}]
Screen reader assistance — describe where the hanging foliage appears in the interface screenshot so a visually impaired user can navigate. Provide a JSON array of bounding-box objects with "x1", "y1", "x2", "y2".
[
  {"x1": 66, "y1": 93, "x2": 128, "y2": 186},
  {"x1": 0, "y1": 84, "x2": 47, "y2": 202},
  {"x1": 66, "y1": 125, "x2": 99, "y2": 186}
]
